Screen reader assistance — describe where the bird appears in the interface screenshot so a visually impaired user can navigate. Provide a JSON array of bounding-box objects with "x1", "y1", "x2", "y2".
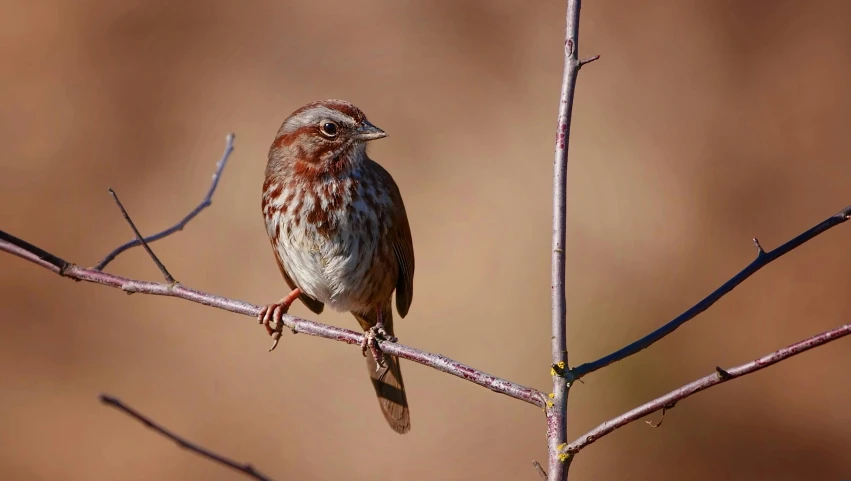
[{"x1": 258, "y1": 99, "x2": 415, "y2": 434}]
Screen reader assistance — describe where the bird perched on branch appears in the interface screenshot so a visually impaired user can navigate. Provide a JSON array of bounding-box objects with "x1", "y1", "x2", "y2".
[{"x1": 259, "y1": 99, "x2": 415, "y2": 434}]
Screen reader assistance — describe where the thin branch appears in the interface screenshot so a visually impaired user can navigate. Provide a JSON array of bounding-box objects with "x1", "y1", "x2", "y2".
[
  {"x1": 108, "y1": 188, "x2": 175, "y2": 283},
  {"x1": 93, "y1": 133, "x2": 235, "y2": 271},
  {"x1": 99, "y1": 394, "x2": 275, "y2": 481},
  {"x1": 0, "y1": 228, "x2": 69, "y2": 271},
  {"x1": 548, "y1": 0, "x2": 596, "y2": 479},
  {"x1": 564, "y1": 322, "x2": 851, "y2": 454},
  {"x1": 0, "y1": 230, "x2": 547, "y2": 409},
  {"x1": 577, "y1": 55, "x2": 600, "y2": 68},
  {"x1": 532, "y1": 460, "x2": 548, "y2": 479},
  {"x1": 571, "y1": 205, "x2": 851, "y2": 379}
]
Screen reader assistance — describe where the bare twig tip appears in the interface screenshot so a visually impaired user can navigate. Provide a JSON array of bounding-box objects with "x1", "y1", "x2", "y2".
[
  {"x1": 578, "y1": 54, "x2": 601, "y2": 67},
  {"x1": 532, "y1": 460, "x2": 548, "y2": 479},
  {"x1": 752, "y1": 237, "x2": 765, "y2": 255}
]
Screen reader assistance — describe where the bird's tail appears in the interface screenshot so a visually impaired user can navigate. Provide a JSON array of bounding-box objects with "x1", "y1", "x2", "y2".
[{"x1": 353, "y1": 302, "x2": 410, "y2": 434}]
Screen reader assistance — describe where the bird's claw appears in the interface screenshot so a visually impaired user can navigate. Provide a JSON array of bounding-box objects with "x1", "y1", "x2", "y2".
[
  {"x1": 257, "y1": 303, "x2": 286, "y2": 351},
  {"x1": 257, "y1": 288, "x2": 301, "y2": 352},
  {"x1": 258, "y1": 289, "x2": 301, "y2": 352},
  {"x1": 361, "y1": 324, "x2": 397, "y2": 369}
]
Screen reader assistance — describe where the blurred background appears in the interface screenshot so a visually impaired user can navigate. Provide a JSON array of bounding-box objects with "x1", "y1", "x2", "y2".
[{"x1": 2, "y1": 0, "x2": 851, "y2": 480}]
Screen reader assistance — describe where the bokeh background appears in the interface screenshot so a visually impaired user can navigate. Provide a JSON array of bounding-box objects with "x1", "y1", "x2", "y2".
[{"x1": 2, "y1": 0, "x2": 851, "y2": 480}]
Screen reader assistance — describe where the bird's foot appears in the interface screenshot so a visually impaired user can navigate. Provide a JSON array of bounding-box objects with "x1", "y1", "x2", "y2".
[
  {"x1": 361, "y1": 322, "x2": 397, "y2": 369},
  {"x1": 257, "y1": 288, "x2": 301, "y2": 351}
]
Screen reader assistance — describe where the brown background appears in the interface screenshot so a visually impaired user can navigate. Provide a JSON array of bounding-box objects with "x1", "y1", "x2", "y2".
[{"x1": 2, "y1": 1, "x2": 850, "y2": 480}]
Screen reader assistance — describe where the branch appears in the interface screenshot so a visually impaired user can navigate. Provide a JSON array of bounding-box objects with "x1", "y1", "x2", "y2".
[
  {"x1": 532, "y1": 460, "x2": 548, "y2": 479},
  {"x1": 99, "y1": 394, "x2": 275, "y2": 481},
  {"x1": 564, "y1": 322, "x2": 851, "y2": 454},
  {"x1": 108, "y1": 187, "x2": 176, "y2": 283},
  {"x1": 547, "y1": 0, "x2": 597, "y2": 479},
  {"x1": 92, "y1": 133, "x2": 234, "y2": 271},
  {"x1": 0, "y1": 230, "x2": 546, "y2": 409},
  {"x1": 570, "y1": 205, "x2": 851, "y2": 379}
]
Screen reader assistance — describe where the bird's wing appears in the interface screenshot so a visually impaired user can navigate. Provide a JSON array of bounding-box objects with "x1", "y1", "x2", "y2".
[
  {"x1": 390, "y1": 203, "x2": 414, "y2": 318},
  {"x1": 370, "y1": 159, "x2": 415, "y2": 318}
]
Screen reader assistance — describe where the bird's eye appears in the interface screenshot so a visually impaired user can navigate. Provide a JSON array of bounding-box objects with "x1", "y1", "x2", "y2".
[{"x1": 320, "y1": 121, "x2": 339, "y2": 137}]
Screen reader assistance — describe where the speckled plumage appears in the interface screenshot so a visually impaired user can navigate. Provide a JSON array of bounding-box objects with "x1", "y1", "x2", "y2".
[{"x1": 260, "y1": 99, "x2": 414, "y2": 433}]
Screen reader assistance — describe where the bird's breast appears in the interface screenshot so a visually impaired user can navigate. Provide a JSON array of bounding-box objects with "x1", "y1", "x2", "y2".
[{"x1": 263, "y1": 175, "x2": 393, "y2": 312}]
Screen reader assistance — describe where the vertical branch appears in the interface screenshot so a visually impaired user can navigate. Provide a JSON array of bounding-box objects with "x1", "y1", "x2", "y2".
[{"x1": 548, "y1": 0, "x2": 598, "y2": 479}]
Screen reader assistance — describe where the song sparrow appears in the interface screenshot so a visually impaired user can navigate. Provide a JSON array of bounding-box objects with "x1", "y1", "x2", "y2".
[{"x1": 258, "y1": 99, "x2": 415, "y2": 434}]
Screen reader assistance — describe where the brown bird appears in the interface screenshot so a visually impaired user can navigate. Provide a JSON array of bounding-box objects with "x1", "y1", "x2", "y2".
[{"x1": 258, "y1": 99, "x2": 415, "y2": 434}]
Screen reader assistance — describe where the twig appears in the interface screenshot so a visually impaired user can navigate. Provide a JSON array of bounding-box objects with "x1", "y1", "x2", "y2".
[
  {"x1": 0, "y1": 230, "x2": 547, "y2": 409},
  {"x1": 93, "y1": 133, "x2": 235, "y2": 271},
  {"x1": 564, "y1": 322, "x2": 851, "y2": 454},
  {"x1": 108, "y1": 188, "x2": 175, "y2": 283},
  {"x1": 532, "y1": 460, "x2": 548, "y2": 479},
  {"x1": 644, "y1": 401, "x2": 675, "y2": 428},
  {"x1": 547, "y1": 0, "x2": 596, "y2": 479},
  {"x1": 570, "y1": 205, "x2": 851, "y2": 379},
  {"x1": 577, "y1": 55, "x2": 600, "y2": 68},
  {"x1": 99, "y1": 394, "x2": 274, "y2": 481}
]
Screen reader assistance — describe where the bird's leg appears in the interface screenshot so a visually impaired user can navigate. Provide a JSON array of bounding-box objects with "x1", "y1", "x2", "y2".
[
  {"x1": 360, "y1": 308, "x2": 397, "y2": 369},
  {"x1": 374, "y1": 310, "x2": 397, "y2": 343},
  {"x1": 257, "y1": 287, "x2": 301, "y2": 352}
]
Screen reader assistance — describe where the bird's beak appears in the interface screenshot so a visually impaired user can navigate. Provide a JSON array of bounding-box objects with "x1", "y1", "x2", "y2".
[{"x1": 353, "y1": 120, "x2": 387, "y2": 141}]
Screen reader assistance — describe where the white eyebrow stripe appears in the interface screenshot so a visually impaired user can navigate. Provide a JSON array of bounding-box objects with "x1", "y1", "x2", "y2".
[{"x1": 284, "y1": 106, "x2": 356, "y2": 131}]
